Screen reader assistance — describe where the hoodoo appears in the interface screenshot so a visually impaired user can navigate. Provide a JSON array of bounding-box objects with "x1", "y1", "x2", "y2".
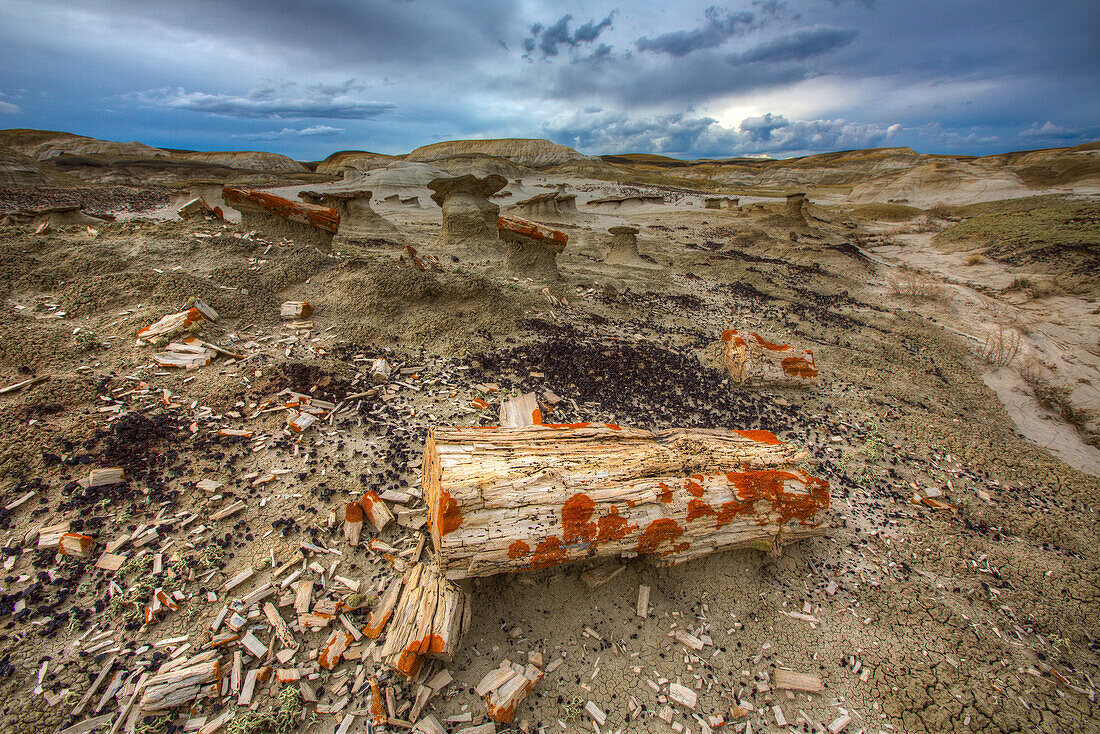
[
  {"x1": 604, "y1": 225, "x2": 642, "y2": 265},
  {"x1": 312, "y1": 190, "x2": 399, "y2": 244},
  {"x1": 428, "y1": 174, "x2": 508, "y2": 257},
  {"x1": 497, "y1": 215, "x2": 568, "y2": 281}
]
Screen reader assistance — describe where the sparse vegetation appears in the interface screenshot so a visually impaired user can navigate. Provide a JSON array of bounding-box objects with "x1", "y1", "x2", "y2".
[
  {"x1": 73, "y1": 329, "x2": 100, "y2": 351},
  {"x1": 886, "y1": 266, "x2": 944, "y2": 301},
  {"x1": 979, "y1": 325, "x2": 1022, "y2": 367},
  {"x1": 964, "y1": 253, "x2": 986, "y2": 265}
]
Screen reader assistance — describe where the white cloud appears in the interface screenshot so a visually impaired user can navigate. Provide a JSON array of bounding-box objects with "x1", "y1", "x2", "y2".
[
  {"x1": 235, "y1": 125, "x2": 345, "y2": 140},
  {"x1": 0, "y1": 100, "x2": 20, "y2": 114}
]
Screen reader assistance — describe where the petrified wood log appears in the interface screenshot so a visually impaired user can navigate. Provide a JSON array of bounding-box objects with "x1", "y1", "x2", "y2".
[
  {"x1": 497, "y1": 215, "x2": 567, "y2": 281},
  {"x1": 222, "y1": 187, "x2": 339, "y2": 232},
  {"x1": 722, "y1": 330, "x2": 818, "y2": 387},
  {"x1": 423, "y1": 425, "x2": 829, "y2": 579}
]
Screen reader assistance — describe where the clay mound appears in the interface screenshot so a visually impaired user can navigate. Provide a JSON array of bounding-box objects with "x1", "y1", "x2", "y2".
[
  {"x1": 430, "y1": 153, "x2": 535, "y2": 179},
  {"x1": 0, "y1": 146, "x2": 82, "y2": 186},
  {"x1": 355, "y1": 161, "x2": 449, "y2": 190},
  {"x1": 848, "y1": 160, "x2": 1029, "y2": 207},
  {"x1": 314, "y1": 151, "x2": 396, "y2": 176},
  {"x1": 173, "y1": 151, "x2": 308, "y2": 173},
  {"x1": 407, "y1": 138, "x2": 587, "y2": 169},
  {"x1": 0, "y1": 128, "x2": 169, "y2": 161}
]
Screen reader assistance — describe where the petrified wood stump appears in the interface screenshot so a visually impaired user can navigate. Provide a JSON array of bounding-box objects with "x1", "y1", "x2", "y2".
[
  {"x1": 428, "y1": 174, "x2": 507, "y2": 257},
  {"x1": 605, "y1": 225, "x2": 641, "y2": 265},
  {"x1": 423, "y1": 425, "x2": 830, "y2": 579},
  {"x1": 497, "y1": 215, "x2": 567, "y2": 281},
  {"x1": 704, "y1": 197, "x2": 723, "y2": 209},
  {"x1": 723, "y1": 329, "x2": 818, "y2": 387},
  {"x1": 377, "y1": 562, "x2": 471, "y2": 677}
]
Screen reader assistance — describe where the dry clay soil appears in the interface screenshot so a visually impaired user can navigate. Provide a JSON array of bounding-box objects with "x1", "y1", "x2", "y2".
[{"x1": 0, "y1": 187, "x2": 1097, "y2": 734}]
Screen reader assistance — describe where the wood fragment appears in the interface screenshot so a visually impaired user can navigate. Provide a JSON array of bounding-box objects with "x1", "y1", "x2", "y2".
[
  {"x1": 377, "y1": 563, "x2": 471, "y2": 677},
  {"x1": 636, "y1": 584, "x2": 650, "y2": 618},
  {"x1": 498, "y1": 392, "x2": 541, "y2": 428},
  {"x1": 773, "y1": 670, "x2": 823, "y2": 693}
]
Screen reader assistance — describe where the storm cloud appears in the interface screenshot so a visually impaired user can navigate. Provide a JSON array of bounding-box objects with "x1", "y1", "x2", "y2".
[{"x1": 0, "y1": 0, "x2": 1095, "y2": 159}]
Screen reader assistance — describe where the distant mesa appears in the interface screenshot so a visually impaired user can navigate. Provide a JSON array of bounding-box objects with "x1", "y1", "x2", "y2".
[{"x1": 407, "y1": 138, "x2": 588, "y2": 169}]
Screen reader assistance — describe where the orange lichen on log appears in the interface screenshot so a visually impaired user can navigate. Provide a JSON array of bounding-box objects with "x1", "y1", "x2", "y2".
[
  {"x1": 222, "y1": 186, "x2": 339, "y2": 232},
  {"x1": 637, "y1": 518, "x2": 685, "y2": 555},
  {"x1": 734, "y1": 429, "x2": 783, "y2": 444}
]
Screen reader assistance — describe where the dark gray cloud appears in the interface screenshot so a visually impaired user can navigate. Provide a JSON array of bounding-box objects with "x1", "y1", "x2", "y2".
[
  {"x1": 523, "y1": 13, "x2": 615, "y2": 58},
  {"x1": 0, "y1": 0, "x2": 1096, "y2": 159},
  {"x1": 129, "y1": 82, "x2": 395, "y2": 120},
  {"x1": 636, "y1": 5, "x2": 765, "y2": 57},
  {"x1": 727, "y1": 26, "x2": 857, "y2": 65}
]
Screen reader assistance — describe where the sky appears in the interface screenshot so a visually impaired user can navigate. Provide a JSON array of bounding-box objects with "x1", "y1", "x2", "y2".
[{"x1": 0, "y1": 0, "x2": 1096, "y2": 161}]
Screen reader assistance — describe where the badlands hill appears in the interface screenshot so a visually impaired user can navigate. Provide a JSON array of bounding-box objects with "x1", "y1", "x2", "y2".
[
  {"x1": 407, "y1": 138, "x2": 588, "y2": 168},
  {"x1": 169, "y1": 150, "x2": 308, "y2": 173},
  {"x1": 0, "y1": 128, "x2": 168, "y2": 160}
]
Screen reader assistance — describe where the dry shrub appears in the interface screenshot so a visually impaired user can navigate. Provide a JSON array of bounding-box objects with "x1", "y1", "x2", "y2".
[
  {"x1": 979, "y1": 324, "x2": 1022, "y2": 367},
  {"x1": 965, "y1": 253, "x2": 986, "y2": 266},
  {"x1": 928, "y1": 202, "x2": 955, "y2": 220},
  {"x1": 909, "y1": 215, "x2": 943, "y2": 233},
  {"x1": 1004, "y1": 275, "x2": 1062, "y2": 300},
  {"x1": 886, "y1": 266, "x2": 944, "y2": 301}
]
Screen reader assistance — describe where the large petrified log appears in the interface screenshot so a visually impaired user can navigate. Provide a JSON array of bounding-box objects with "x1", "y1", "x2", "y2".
[
  {"x1": 428, "y1": 174, "x2": 507, "y2": 257},
  {"x1": 723, "y1": 329, "x2": 818, "y2": 387},
  {"x1": 497, "y1": 215, "x2": 567, "y2": 281},
  {"x1": 222, "y1": 186, "x2": 338, "y2": 247},
  {"x1": 423, "y1": 425, "x2": 829, "y2": 579}
]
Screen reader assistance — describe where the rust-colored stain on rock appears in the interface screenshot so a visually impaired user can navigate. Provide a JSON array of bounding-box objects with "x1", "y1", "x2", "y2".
[{"x1": 685, "y1": 477, "x2": 705, "y2": 498}]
